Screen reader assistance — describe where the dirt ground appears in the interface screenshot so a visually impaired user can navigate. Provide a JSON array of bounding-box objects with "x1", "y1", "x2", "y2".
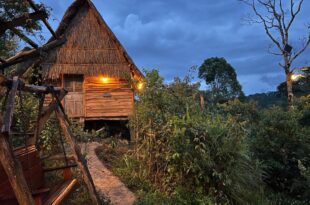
[{"x1": 82, "y1": 142, "x2": 136, "y2": 205}]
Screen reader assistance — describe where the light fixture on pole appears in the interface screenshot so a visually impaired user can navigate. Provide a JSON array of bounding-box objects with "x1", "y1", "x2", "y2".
[{"x1": 284, "y1": 44, "x2": 293, "y2": 54}]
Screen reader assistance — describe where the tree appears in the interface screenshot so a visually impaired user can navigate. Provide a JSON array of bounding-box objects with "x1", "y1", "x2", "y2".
[
  {"x1": 0, "y1": 0, "x2": 47, "y2": 59},
  {"x1": 240, "y1": 0, "x2": 310, "y2": 108},
  {"x1": 198, "y1": 57, "x2": 245, "y2": 104}
]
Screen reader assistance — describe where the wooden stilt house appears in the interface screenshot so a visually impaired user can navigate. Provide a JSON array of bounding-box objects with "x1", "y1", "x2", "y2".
[{"x1": 41, "y1": 0, "x2": 143, "y2": 121}]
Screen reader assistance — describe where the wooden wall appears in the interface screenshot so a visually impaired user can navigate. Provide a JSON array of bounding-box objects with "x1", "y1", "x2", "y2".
[
  {"x1": 43, "y1": 76, "x2": 134, "y2": 119},
  {"x1": 84, "y1": 76, "x2": 133, "y2": 119}
]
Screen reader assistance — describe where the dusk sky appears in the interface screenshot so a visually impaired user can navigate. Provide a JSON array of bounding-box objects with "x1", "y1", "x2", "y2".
[{"x1": 29, "y1": 0, "x2": 310, "y2": 94}]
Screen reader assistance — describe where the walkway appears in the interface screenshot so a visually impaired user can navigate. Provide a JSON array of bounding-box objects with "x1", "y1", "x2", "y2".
[{"x1": 82, "y1": 142, "x2": 136, "y2": 205}]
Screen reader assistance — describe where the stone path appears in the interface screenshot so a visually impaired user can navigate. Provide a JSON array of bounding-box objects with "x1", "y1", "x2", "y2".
[{"x1": 82, "y1": 142, "x2": 136, "y2": 205}]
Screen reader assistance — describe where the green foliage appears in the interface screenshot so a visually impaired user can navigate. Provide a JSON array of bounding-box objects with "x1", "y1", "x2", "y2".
[
  {"x1": 0, "y1": 0, "x2": 47, "y2": 58},
  {"x1": 71, "y1": 122, "x2": 101, "y2": 142},
  {"x1": 39, "y1": 116, "x2": 61, "y2": 152},
  {"x1": 9, "y1": 92, "x2": 38, "y2": 147},
  {"x1": 218, "y1": 99, "x2": 259, "y2": 124},
  {"x1": 246, "y1": 92, "x2": 287, "y2": 108},
  {"x1": 95, "y1": 70, "x2": 310, "y2": 204},
  {"x1": 198, "y1": 57, "x2": 245, "y2": 104},
  {"x1": 128, "y1": 70, "x2": 262, "y2": 204},
  {"x1": 251, "y1": 103, "x2": 310, "y2": 201},
  {"x1": 296, "y1": 96, "x2": 310, "y2": 126}
]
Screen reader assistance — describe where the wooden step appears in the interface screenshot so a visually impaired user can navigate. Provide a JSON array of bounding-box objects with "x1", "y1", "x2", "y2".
[{"x1": 43, "y1": 179, "x2": 77, "y2": 205}]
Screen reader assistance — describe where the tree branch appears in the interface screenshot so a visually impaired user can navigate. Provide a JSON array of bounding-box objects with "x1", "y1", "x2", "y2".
[
  {"x1": 290, "y1": 35, "x2": 310, "y2": 64},
  {"x1": 249, "y1": 0, "x2": 283, "y2": 51},
  {"x1": 287, "y1": 0, "x2": 304, "y2": 31}
]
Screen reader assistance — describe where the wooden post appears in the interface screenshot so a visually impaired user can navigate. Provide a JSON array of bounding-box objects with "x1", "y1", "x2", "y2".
[
  {"x1": 200, "y1": 93, "x2": 205, "y2": 112},
  {"x1": 54, "y1": 104, "x2": 101, "y2": 205},
  {"x1": 33, "y1": 90, "x2": 67, "y2": 144},
  {"x1": 0, "y1": 76, "x2": 35, "y2": 205}
]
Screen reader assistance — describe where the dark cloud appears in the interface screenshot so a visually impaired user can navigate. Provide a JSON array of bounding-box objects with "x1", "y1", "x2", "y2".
[{"x1": 37, "y1": 0, "x2": 310, "y2": 94}]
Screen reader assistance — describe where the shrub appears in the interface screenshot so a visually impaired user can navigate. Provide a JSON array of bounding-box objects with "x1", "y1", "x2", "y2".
[
  {"x1": 251, "y1": 105, "x2": 310, "y2": 200},
  {"x1": 128, "y1": 70, "x2": 263, "y2": 204}
]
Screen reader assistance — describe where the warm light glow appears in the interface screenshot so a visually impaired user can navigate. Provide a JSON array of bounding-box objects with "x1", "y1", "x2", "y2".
[
  {"x1": 137, "y1": 82, "x2": 144, "y2": 90},
  {"x1": 100, "y1": 77, "x2": 109, "y2": 83},
  {"x1": 291, "y1": 74, "x2": 304, "y2": 81},
  {"x1": 291, "y1": 74, "x2": 298, "y2": 81}
]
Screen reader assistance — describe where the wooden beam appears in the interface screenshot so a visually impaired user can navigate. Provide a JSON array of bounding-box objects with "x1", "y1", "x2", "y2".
[
  {"x1": 26, "y1": 0, "x2": 57, "y2": 39},
  {"x1": 54, "y1": 103, "x2": 101, "y2": 205},
  {"x1": 43, "y1": 179, "x2": 77, "y2": 205},
  {"x1": 0, "y1": 76, "x2": 35, "y2": 205},
  {"x1": 9, "y1": 27, "x2": 38, "y2": 48},
  {"x1": 0, "y1": 75, "x2": 64, "y2": 94},
  {"x1": 0, "y1": 10, "x2": 48, "y2": 34},
  {"x1": 23, "y1": 84, "x2": 63, "y2": 93},
  {"x1": 33, "y1": 90, "x2": 67, "y2": 144},
  {"x1": 1, "y1": 76, "x2": 19, "y2": 133},
  {"x1": 0, "y1": 36, "x2": 66, "y2": 70},
  {"x1": 0, "y1": 134, "x2": 35, "y2": 205}
]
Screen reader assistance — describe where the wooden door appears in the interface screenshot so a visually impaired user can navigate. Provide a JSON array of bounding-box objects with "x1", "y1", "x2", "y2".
[{"x1": 64, "y1": 75, "x2": 84, "y2": 118}]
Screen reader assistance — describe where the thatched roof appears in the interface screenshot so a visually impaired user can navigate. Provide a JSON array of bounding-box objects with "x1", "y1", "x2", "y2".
[{"x1": 41, "y1": 0, "x2": 143, "y2": 80}]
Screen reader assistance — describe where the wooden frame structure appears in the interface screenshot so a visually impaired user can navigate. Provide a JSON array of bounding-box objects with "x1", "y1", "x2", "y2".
[
  {"x1": 0, "y1": 75, "x2": 101, "y2": 205},
  {"x1": 0, "y1": 1, "x2": 101, "y2": 204}
]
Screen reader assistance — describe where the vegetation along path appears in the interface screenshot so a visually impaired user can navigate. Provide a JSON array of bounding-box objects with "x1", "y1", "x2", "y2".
[{"x1": 82, "y1": 142, "x2": 136, "y2": 205}]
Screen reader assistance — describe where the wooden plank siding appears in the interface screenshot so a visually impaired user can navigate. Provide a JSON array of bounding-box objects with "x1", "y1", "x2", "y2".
[
  {"x1": 43, "y1": 76, "x2": 134, "y2": 119},
  {"x1": 84, "y1": 76, "x2": 133, "y2": 119}
]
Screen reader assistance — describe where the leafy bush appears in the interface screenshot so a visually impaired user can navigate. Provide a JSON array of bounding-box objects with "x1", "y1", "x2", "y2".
[
  {"x1": 128, "y1": 70, "x2": 263, "y2": 204},
  {"x1": 251, "y1": 104, "x2": 310, "y2": 201}
]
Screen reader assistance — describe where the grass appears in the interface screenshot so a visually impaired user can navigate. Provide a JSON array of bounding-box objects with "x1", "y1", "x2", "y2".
[{"x1": 95, "y1": 139, "x2": 178, "y2": 205}]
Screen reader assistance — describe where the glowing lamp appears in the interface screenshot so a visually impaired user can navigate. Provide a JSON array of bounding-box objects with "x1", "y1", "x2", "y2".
[
  {"x1": 290, "y1": 74, "x2": 304, "y2": 81},
  {"x1": 137, "y1": 82, "x2": 144, "y2": 90},
  {"x1": 100, "y1": 77, "x2": 109, "y2": 83}
]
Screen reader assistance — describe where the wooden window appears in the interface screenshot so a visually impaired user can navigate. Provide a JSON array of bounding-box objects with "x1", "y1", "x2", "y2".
[{"x1": 64, "y1": 75, "x2": 84, "y2": 92}]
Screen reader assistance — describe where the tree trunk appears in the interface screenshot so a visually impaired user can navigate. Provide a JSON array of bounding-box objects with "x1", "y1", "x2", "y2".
[{"x1": 286, "y1": 73, "x2": 294, "y2": 109}]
